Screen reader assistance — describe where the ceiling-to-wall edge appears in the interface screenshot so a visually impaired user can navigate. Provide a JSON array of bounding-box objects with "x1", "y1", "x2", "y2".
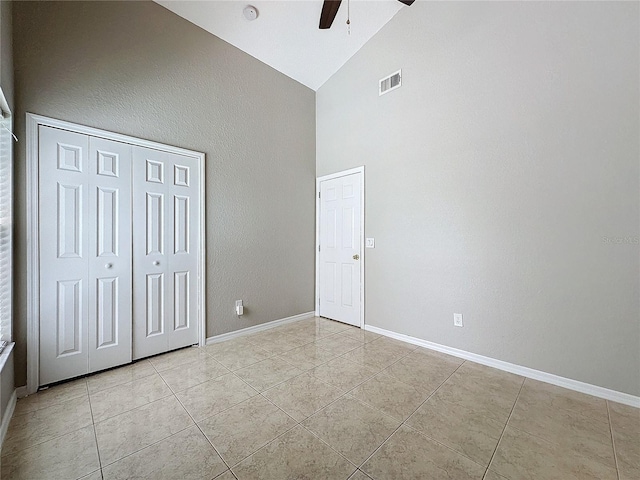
[{"x1": 156, "y1": 0, "x2": 405, "y2": 91}]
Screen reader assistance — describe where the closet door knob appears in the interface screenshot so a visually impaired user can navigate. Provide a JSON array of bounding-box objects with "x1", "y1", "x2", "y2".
[
  {"x1": 153, "y1": 261, "x2": 160, "y2": 266},
  {"x1": 105, "y1": 263, "x2": 113, "y2": 269}
]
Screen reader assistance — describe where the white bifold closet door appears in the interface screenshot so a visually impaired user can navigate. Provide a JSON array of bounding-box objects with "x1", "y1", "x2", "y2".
[
  {"x1": 132, "y1": 146, "x2": 199, "y2": 360},
  {"x1": 39, "y1": 126, "x2": 132, "y2": 385},
  {"x1": 38, "y1": 125, "x2": 200, "y2": 386}
]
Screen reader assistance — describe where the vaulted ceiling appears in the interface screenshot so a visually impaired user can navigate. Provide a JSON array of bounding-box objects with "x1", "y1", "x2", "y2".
[{"x1": 156, "y1": 1, "x2": 406, "y2": 90}]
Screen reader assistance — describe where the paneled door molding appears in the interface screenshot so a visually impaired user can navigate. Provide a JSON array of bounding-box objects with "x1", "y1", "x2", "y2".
[
  {"x1": 315, "y1": 166, "x2": 365, "y2": 329},
  {"x1": 26, "y1": 113, "x2": 207, "y2": 394}
]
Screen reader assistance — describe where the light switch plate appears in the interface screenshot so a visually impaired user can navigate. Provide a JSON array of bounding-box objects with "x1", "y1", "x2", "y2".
[
  {"x1": 365, "y1": 238, "x2": 375, "y2": 248},
  {"x1": 453, "y1": 313, "x2": 463, "y2": 327}
]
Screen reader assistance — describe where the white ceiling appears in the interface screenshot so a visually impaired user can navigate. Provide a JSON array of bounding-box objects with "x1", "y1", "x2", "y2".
[{"x1": 156, "y1": 0, "x2": 405, "y2": 90}]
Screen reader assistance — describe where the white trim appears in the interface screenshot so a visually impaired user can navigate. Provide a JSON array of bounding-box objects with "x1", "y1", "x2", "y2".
[
  {"x1": 0, "y1": 87, "x2": 12, "y2": 342},
  {"x1": 0, "y1": 341, "x2": 12, "y2": 372},
  {"x1": 16, "y1": 386, "x2": 27, "y2": 399},
  {"x1": 365, "y1": 324, "x2": 640, "y2": 408},
  {"x1": 198, "y1": 141, "x2": 207, "y2": 349},
  {"x1": 0, "y1": 388, "x2": 16, "y2": 448},
  {"x1": 315, "y1": 167, "x2": 365, "y2": 329},
  {"x1": 26, "y1": 113, "x2": 207, "y2": 394},
  {"x1": 0, "y1": 86, "x2": 10, "y2": 117},
  {"x1": 26, "y1": 114, "x2": 204, "y2": 156},
  {"x1": 26, "y1": 115, "x2": 39, "y2": 395},
  {"x1": 206, "y1": 311, "x2": 315, "y2": 345}
]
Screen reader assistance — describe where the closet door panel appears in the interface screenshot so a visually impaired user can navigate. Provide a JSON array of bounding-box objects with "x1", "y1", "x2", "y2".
[
  {"x1": 167, "y1": 154, "x2": 199, "y2": 350},
  {"x1": 133, "y1": 148, "x2": 169, "y2": 359},
  {"x1": 39, "y1": 126, "x2": 90, "y2": 385},
  {"x1": 87, "y1": 137, "x2": 132, "y2": 373},
  {"x1": 132, "y1": 147, "x2": 199, "y2": 359}
]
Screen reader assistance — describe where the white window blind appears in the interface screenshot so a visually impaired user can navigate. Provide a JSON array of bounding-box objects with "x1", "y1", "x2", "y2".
[{"x1": 0, "y1": 87, "x2": 12, "y2": 344}]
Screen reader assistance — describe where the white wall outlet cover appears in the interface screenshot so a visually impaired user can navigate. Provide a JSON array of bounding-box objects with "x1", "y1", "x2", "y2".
[
  {"x1": 454, "y1": 313, "x2": 463, "y2": 327},
  {"x1": 365, "y1": 238, "x2": 375, "y2": 248}
]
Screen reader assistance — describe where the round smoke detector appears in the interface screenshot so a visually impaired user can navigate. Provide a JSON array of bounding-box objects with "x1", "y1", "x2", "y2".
[{"x1": 243, "y1": 5, "x2": 259, "y2": 21}]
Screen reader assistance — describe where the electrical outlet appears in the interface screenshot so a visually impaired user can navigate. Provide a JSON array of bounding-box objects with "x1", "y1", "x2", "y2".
[
  {"x1": 453, "y1": 313, "x2": 463, "y2": 327},
  {"x1": 235, "y1": 300, "x2": 243, "y2": 316},
  {"x1": 365, "y1": 238, "x2": 375, "y2": 248}
]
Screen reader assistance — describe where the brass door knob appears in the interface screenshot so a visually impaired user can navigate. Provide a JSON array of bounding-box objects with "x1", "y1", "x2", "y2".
[{"x1": 353, "y1": 254, "x2": 360, "y2": 260}]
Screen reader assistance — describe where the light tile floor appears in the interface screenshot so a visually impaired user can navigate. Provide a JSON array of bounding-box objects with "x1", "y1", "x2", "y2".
[{"x1": 2, "y1": 317, "x2": 638, "y2": 479}]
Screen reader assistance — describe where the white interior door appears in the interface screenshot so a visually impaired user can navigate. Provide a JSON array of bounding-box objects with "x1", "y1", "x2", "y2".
[
  {"x1": 87, "y1": 137, "x2": 132, "y2": 373},
  {"x1": 39, "y1": 127, "x2": 133, "y2": 385},
  {"x1": 318, "y1": 172, "x2": 362, "y2": 327},
  {"x1": 39, "y1": 126, "x2": 90, "y2": 384},
  {"x1": 132, "y1": 146, "x2": 199, "y2": 359}
]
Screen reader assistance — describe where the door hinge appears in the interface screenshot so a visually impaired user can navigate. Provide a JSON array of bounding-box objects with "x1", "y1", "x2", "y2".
[
  {"x1": 318, "y1": 245, "x2": 321, "y2": 252},
  {"x1": 318, "y1": 191, "x2": 321, "y2": 199}
]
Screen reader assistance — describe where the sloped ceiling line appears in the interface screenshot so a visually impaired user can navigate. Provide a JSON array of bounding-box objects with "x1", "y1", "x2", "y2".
[{"x1": 156, "y1": 0, "x2": 406, "y2": 90}]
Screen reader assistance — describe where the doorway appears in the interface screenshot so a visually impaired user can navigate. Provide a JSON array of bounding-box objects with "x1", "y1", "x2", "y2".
[{"x1": 315, "y1": 167, "x2": 364, "y2": 328}]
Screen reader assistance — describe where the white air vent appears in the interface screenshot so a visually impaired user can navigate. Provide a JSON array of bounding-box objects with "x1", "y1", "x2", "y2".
[{"x1": 379, "y1": 70, "x2": 402, "y2": 96}]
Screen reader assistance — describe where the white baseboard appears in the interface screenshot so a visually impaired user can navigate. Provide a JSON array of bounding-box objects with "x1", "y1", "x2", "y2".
[
  {"x1": 0, "y1": 388, "x2": 17, "y2": 448},
  {"x1": 365, "y1": 324, "x2": 640, "y2": 408},
  {"x1": 16, "y1": 386, "x2": 27, "y2": 399},
  {"x1": 206, "y1": 311, "x2": 315, "y2": 345}
]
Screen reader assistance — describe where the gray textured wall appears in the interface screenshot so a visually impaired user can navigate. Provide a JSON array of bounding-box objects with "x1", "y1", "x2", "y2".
[
  {"x1": 317, "y1": 1, "x2": 640, "y2": 395},
  {"x1": 12, "y1": 1, "x2": 316, "y2": 387}
]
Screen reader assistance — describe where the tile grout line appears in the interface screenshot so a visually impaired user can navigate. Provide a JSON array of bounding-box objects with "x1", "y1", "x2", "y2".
[
  {"x1": 158, "y1": 369, "x2": 239, "y2": 477},
  {"x1": 481, "y1": 375, "x2": 526, "y2": 479},
  {"x1": 192, "y1": 416, "x2": 235, "y2": 474},
  {"x1": 401, "y1": 362, "x2": 530, "y2": 473},
  {"x1": 298, "y1": 422, "x2": 359, "y2": 474},
  {"x1": 355, "y1": 359, "x2": 467, "y2": 472},
  {"x1": 605, "y1": 400, "x2": 621, "y2": 480},
  {"x1": 88, "y1": 379, "x2": 175, "y2": 425},
  {"x1": 225, "y1": 370, "x2": 367, "y2": 475},
  {"x1": 234, "y1": 422, "x2": 301, "y2": 468},
  {"x1": 225, "y1": 418, "x2": 299, "y2": 473},
  {"x1": 99, "y1": 423, "x2": 196, "y2": 470},
  {"x1": 250, "y1": 334, "x2": 391, "y2": 393},
  {"x1": 502, "y1": 402, "x2": 621, "y2": 474},
  {"x1": 281, "y1": 341, "x2": 464, "y2": 473},
  {"x1": 86, "y1": 383, "x2": 105, "y2": 475},
  {"x1": 349, "y1": 350, "x2": 462, "y2": 420},
  {"x1": 87, "y1": 369, "x2": 158, "y2": 397},
  {"x1": 223, "y1": 386, "x2": 307, "y2": 474},
  {"x1": 2, "y1": 390, "x2": 95, "y2": 461},
  {"x1": 254, "y1": 345, "x2": 405, "y2": 471},
  {"x1": 4, "y1": 319, "x2": 338, "y2": 476},
  {"x1": 95, "y1": 364, "x2": 195, "y2": 471},
  {"x1": 95, "y1": 370, "x2": 196, "y2": 469},
  {"x1": 18, "y1": 319, "x2": 601, "y2": 480},
  {"x1": 208, "y1": 341, "x2": 384, "y2": 475},
  {"x1": 177, "y1": 366, "x2": 301, "y2": 475}
]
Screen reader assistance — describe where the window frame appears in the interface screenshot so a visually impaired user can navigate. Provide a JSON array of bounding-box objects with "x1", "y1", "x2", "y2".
[{"x1": 0, "y1": 86, "x2": 13, "y2": 348}]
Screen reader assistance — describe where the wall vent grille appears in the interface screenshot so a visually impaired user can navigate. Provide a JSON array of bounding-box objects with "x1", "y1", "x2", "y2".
[{"x1": 379, "y1": 70, "x2": 402, "y2": 96}]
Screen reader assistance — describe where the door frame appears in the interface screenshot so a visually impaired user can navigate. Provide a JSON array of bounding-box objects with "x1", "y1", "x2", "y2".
[
  {"x1": 315, "y1": 166, "x2": 365, "y2": 329},
  {"x1": 26, "y1": 113, "x2": 207, "y2": 394}
]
